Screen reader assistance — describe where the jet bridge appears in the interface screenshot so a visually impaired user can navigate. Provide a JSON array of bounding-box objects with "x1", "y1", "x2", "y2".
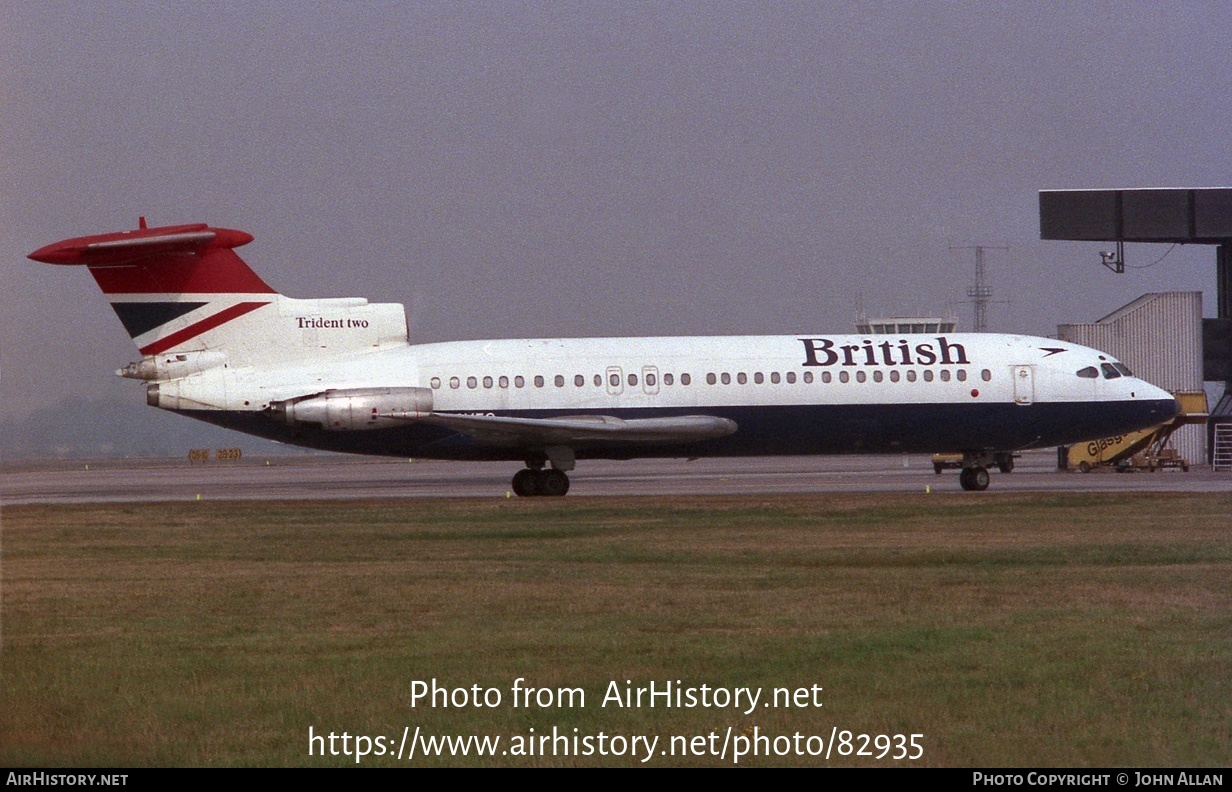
[{"x1": 1040, "y1": 188, "x2": 1232, "y2": 461}]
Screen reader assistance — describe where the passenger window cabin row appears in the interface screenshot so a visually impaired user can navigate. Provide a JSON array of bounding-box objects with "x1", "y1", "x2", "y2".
[{"x1": 428, "y1": 368, "x2": 996, "y2": 390}]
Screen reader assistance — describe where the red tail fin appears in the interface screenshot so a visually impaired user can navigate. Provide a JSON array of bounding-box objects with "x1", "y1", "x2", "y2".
[
  {"x1": 28, "y1": 221, "x2": 272, "y2": 293},
  {"x1": 32, "y1": 220, "x2": 409, "y2": 372},
  {"x1": 29, "y1": 221, "x2": 277, "y2": 355}
]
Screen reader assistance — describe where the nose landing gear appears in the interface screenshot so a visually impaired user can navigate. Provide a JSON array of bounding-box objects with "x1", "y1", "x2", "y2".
[
  {"x1": 958, "y1": 466, "x2": 990, "y2": 491},
  {"x1": 955, "y1": 450, "x2": 1014, "y2": 491}
]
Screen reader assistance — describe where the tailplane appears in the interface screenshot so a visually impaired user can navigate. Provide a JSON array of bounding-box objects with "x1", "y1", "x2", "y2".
[{"x1": 29, "y1": 219, "x2": 408, "y2": 378}]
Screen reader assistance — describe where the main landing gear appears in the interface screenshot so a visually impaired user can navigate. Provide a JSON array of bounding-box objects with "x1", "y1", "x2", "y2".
[
  {"x1": 511, "y1": 467, "x2": 570, "y2": 497},
  {"x1": 511, "y1": 447, "x2": 575, "y2": 497}
]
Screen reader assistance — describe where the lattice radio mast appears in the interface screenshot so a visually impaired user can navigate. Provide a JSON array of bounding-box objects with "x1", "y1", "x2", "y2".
[{"x1": 953, "y1": 245, "x2": 1008, "y2": 332}]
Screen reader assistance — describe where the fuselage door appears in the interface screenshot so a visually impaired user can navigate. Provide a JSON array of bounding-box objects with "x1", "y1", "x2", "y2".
[
  {"x1": 642, "y1": 365, "x2": 660, "y2": 395},
  {"x1": 606, "y1": 366, "x2": 624, "y2": 396},
  {"x1": 1013, "y1": 365, "x2": 1035, "y2": 405}
]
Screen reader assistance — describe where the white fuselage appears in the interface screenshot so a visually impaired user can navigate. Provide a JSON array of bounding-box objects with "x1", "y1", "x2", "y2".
[{"x1": 158, "y1": 333, "x2": 1178, "y2": 462}]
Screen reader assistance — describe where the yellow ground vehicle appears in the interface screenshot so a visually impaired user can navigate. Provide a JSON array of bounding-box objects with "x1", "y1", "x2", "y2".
[
  {"x1": 933, "y1": 452, "x2": 1016, "y2": 474},
  {"x1": 1063, "y1": 391, "x2": 1208, "y2": 472}
]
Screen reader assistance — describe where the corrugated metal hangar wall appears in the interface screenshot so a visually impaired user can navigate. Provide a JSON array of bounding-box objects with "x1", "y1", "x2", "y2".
[{"x1": 1058, "y1": 292, "x2": 1205, "y2": 465}]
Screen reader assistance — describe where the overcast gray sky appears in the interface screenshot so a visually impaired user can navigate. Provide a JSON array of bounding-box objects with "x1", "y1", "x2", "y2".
[{"x1": 3, "y1": 2, "x2": 1229, "y2": 436}]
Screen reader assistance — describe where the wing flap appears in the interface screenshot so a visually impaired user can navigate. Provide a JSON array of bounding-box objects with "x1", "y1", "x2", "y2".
[{"x1": 379, "y1": 411, "x2": 737, "y2": 447}]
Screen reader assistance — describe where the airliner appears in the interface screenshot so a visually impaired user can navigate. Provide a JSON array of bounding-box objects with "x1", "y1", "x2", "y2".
[{"x1": 29, "y1": 220, "x2": 1179, "y2": 495}]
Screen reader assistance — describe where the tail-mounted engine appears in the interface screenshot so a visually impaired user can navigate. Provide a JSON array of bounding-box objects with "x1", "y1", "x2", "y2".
[
  {"x1": 268, "y1": 387, "x2": 432, "y2": 431},
  {"x1": 119, "y1": 349, "x2": 227, "y2": 381}
]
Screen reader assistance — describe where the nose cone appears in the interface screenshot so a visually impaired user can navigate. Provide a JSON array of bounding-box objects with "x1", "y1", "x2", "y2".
[
  {"x1": 1137, "y1": 381, "x2": 1181, "y2": 426},
  {"x1": 1170, "y1": 395, "x2": 1184, "y2": 421}
]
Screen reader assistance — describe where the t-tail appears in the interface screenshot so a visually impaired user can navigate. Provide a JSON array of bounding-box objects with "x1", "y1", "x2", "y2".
[{"x1": 29, "y1": 219, "x2": 409, "y2": 383}]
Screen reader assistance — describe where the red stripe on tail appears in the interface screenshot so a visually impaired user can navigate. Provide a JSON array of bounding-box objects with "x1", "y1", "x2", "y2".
[{"x1": 139, "y1": 301, "x2": 269, "y2": 355}]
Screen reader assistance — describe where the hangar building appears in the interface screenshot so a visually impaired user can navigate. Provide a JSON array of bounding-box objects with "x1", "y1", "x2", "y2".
[{"x1": 1058, "y1": 292, "x2": 1205, "y2": 466}]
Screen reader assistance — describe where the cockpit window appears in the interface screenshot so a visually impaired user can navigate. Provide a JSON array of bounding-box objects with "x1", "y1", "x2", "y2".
[
  {"x1": 1100, "y1": 363, "x2": 1121, "y2": 379},
  {"x1": 1076, "y1": 366, "x2": 1098, "y2": 379},
  {"x1": 1113, "y1": 363, "x2": 1133, "y2": 377}
]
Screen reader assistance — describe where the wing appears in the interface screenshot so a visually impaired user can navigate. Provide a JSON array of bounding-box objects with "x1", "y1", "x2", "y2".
[{"x1": 379, "y1": 411, "x2": 737, "y2": 448}]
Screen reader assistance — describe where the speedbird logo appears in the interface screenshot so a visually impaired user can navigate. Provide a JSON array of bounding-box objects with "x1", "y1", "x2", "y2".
[{"x1": 800, "y1": 337, "x2": 970, "y2": 367}]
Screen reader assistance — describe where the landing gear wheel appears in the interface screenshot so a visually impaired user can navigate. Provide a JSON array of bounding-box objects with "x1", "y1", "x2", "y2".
[
  {"x1": 540, "y1": 469, "x2": 570, "y2": 497},
  {"x1": 959, "y1": 466, "x2": 990, "y2": 491},
  {"x1": 511, "y1": 469, "x2": 539, "y2": 497},
  {"x1": 511, "y1": 468, "x2": 570, "y2": 497}
]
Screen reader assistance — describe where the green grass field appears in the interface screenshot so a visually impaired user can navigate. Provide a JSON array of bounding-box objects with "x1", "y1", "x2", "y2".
[{"x1": 1, "y1": 493, "x2": 1228, "y2": 766}]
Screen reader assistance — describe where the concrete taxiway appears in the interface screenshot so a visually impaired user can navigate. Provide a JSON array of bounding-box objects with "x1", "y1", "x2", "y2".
[{"x1": 1, "y1": 452, "x2": 1227, "y2": 505}]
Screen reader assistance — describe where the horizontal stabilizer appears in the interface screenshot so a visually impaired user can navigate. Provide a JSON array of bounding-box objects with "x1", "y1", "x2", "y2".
[
  {"x1": 28, "y1": 223, "x2": 253, "y2": 266},
  {"x1": 380, "y1": 411, "x2": 738, "y2": 447}
]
